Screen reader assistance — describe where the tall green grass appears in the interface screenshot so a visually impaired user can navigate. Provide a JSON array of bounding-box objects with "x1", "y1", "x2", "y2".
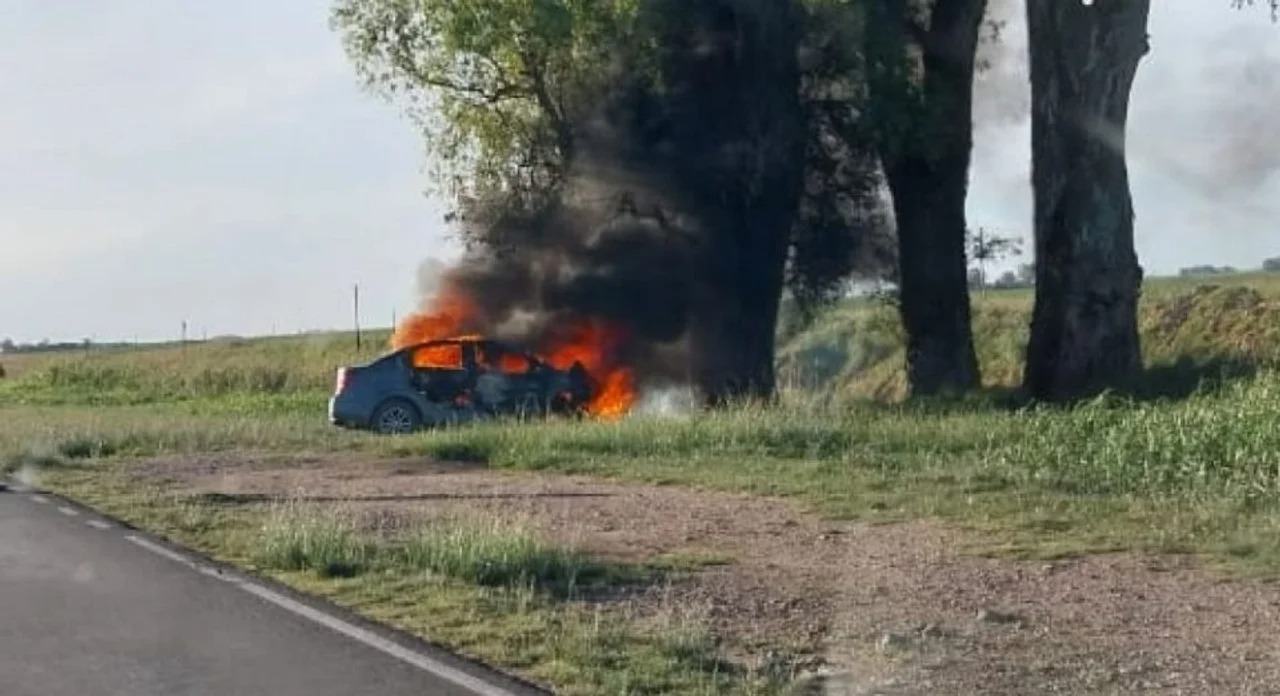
[
  {"x1": 252, "y1": 502, "x2": 609, "y2": 594},
  {"x1": 0, "y1": 405, "x2": 369, "y2": 477},
  {"x1": 10, "y1": 274, "x2": 1280, "y2": 691},
  {"x1": 13, "y1": 363, "x2": 1280, "y2": 510},
  {"x1": 399, "y1": 516, "x2": 605, "y2": 594},
  {"x1": 45, "y1": 482, "x2": 783, "y2": 695},
  {"x1": 779, "y1": 274, "x2": 1280, "y2": 400},
  {"x1": 352, "y1": 371, "x2": 1280, "y2": 569},
  {"x1": 0, "y1": 330, "x2": 389, "y2": 407},
  {"x1": 8, "y1": 273, "x2": 1280, "y2": 408},
  {"x1": 254, "y1": 502, "x2": 375, "y2": 578},
  {"x1": 10, "y1": 273, "x2": 1280, "y2": 569},
  {"x1": 397, "y1": 371, "x2": 1280, "y2": 501}
]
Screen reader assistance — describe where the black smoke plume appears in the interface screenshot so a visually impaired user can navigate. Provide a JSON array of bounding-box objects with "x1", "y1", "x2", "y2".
[{"x1": 411, "y1": 0, "x2": 806, "y2": 399}]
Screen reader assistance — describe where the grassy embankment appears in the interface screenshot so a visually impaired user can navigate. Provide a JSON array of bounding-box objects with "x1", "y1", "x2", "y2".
[{"x1": 6, "y1": 272, "x2": 1280, "y2": 693}]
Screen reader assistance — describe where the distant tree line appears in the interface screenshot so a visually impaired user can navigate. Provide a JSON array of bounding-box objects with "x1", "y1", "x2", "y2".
[
  {"x1": 1179, "y1": 265, "x2": 1239, "y2": 277},
  {"x1": 968, "y1": 264, "x2": 1034, "y2": 291},
  {"x1": 0, "y1": 338, "x2": 121, "y2": 355},
  {"x1": 1181, "y1": 259, "x2": 1280, "y2": 276},
  {"x1": 965, "y1": 227, "x2": 1032, "y2": 291}
]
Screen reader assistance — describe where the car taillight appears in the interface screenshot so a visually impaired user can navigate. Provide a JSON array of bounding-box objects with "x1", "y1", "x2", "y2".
[{"x1": 335, "y1": 367, "x2": 349, "y2": 393}]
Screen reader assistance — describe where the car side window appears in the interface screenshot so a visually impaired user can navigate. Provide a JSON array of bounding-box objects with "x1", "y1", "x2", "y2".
[
  {"x1": 478, "y1": 344, "x2": 532, "y2": 374},
  {"x1": 411, "y1": 343, "x2": 463, "y2": 369},
  {"x1": 500, "y1": 353, "x2": 533, "y2": 374}
]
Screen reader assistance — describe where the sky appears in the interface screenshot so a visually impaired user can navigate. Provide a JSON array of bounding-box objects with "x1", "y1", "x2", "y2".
[
  {"x1": 1, "y1": 1, "x2": 1277, "y2": 344},
  {"x1": 972, "y1": 0, "x2": 1280, "y2": 277}
]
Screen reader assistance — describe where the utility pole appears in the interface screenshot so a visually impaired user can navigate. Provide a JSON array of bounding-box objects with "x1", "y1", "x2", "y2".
[
  {"x1": 181, "y1": 320, "x2": 188, "y2": 353},
  {"x1": 353, "y1": 283, "x2": 362, "y2": 350}
]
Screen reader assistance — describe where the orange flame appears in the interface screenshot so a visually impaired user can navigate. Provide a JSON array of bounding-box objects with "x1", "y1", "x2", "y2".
[
  {"x1": 477, "y1": 351, "x2": 535, "y2": 374},
  {"x1": 539, "y1": 318, "x2": 636, "y2": 419},
  {"x1": 390, "y1": 277, "x2": 638, "y2": 418},
  {"x1": 411, "y1": 343, "x2": 464, "y2": 369},
  {"x1": 391, "y1": 280, "x2": 478, "y2": 355}
]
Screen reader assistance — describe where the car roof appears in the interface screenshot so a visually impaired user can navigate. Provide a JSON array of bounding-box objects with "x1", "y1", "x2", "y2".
[{"x1": 396, "y1": 337, "x2": 542, "y2": 360}]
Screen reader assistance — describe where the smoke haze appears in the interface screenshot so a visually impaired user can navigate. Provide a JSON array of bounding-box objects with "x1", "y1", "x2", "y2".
[
  {"x1": 969, "y1": 1, "x2": 1280, "y2": 274},
  {"x1": 401, "y1": 92, "x2": 710, "y2": 394},
  {"x1": 399, "y1": 1, "x2": 806, "y2": 401}
]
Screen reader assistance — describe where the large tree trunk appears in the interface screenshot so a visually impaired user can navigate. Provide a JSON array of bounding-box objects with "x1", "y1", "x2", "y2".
[
  {"x1": 689, "y1": 212, "x2": 794, "y2": 406},
  {"x1": 883, "y1": 152, "x2": 980, "y2": 395},
  {"x1": 648, "y1": 0, "x2": 808, "y2": 406},
  {"x1": 871, "y1": 0, "x2": 987, "y2": 397},
  {"x1": 1023, "y1": 1, "x2": 1150, "y2": 401}
]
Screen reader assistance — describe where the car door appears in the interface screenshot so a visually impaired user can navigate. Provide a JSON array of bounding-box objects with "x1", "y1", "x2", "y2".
[{"x1": 474, "y1": 342, "x2": 545, "y2": 415}]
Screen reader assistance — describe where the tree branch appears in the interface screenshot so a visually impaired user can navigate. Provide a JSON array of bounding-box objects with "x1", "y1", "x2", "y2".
[
  {"x1": 415, "y1": 73, "x2": 528, "y2": 104},
  {"x1": 520, "y1": 48, "x2": 576, "y2": 164}
]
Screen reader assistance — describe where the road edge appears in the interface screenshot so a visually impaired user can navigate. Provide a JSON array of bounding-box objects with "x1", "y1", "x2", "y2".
[{"x1": 2, "y1": 479, "x2": 552, "y2": 696}]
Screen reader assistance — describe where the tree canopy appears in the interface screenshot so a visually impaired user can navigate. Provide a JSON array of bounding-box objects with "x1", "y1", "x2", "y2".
[
  {"x1": 332, "y1": 0, "x2": 641, "y2": 202},
  {"x1": 332, "y1": 0, "x2": 896, "y2": 323}
]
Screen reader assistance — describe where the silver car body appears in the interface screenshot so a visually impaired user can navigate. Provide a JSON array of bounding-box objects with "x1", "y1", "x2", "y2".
[{"x1": 328, "y1": 338, "x2": 591, "y2": 434}]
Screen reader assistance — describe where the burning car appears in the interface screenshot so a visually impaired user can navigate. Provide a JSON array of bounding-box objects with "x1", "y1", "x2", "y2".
[{"x1": 328, "y1": 337, "x2": 594, "y2": 434}]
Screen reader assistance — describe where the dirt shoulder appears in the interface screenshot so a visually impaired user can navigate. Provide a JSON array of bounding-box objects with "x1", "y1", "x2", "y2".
[{"x1": 131, "y1": 452, "x2": 1280, "y2": 695}]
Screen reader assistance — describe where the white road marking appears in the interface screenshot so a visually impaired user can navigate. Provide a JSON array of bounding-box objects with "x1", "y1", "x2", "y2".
[
  {"x1": 30, "y1": 495, "x2": 48, "y2": 504},
  {"x1": 124, "y1": 534, "x2": 517, "y2": 696},
  {"x1": 86, "y1": 519, "x2": 112, "y2": 530},
  {"x1": 58, "y1": 506, "x2": 79, "y2": 516},
  {"x1": 126, "y1": 535, "x2": 200, "y2": 567}
]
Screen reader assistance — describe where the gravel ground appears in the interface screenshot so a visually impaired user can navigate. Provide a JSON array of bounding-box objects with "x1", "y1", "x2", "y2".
[{"x1": 134, "y1": 452, "x2": 1280, "y2": 695}]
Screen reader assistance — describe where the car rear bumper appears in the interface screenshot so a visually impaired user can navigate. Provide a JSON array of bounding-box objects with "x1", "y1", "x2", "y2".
[{"x1": 328, "y1": 396, "x2": 368, "y2": 428}]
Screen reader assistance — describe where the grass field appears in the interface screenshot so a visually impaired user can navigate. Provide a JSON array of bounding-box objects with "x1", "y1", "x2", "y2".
[
  {"x1": 7, "y1": 271, "x2": 1280, "y2": 693},
  {"x1": 778, "y1": 271, "x2": 1280, "y2": 400},
  {"x1": 41, "y1": 467, "x2": 764, "y2": 695}
]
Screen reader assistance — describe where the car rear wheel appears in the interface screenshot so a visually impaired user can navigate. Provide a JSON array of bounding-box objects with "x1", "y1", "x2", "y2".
[{"x1": 371, "y1": 399, "x2": 421, "y2": 435}]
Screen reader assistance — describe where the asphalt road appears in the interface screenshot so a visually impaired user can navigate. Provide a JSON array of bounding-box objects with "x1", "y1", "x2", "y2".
[{"x1": 0, "y1": 486, "x2": 537, "y2": 696}]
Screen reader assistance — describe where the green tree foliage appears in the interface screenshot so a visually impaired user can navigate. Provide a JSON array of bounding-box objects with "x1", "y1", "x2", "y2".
[
  {"x1": 636, "y1": 0, "x2": 812, "y2": 403},
  {"x1": 332, "y1": 0, "x2": 640, "y2": 203},
  {"x1": 335, "y1": 0, "x2": 829, "y2": 404},
  {"x1": 966, "y1": 226, "x2": 1022, "y2": 292},
  {"x1": 786, "y1": 0, "x2": 896, "y2": 323},
  {"x1": 332, "y1": 0, "x2": 895, "y2": 328}
]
